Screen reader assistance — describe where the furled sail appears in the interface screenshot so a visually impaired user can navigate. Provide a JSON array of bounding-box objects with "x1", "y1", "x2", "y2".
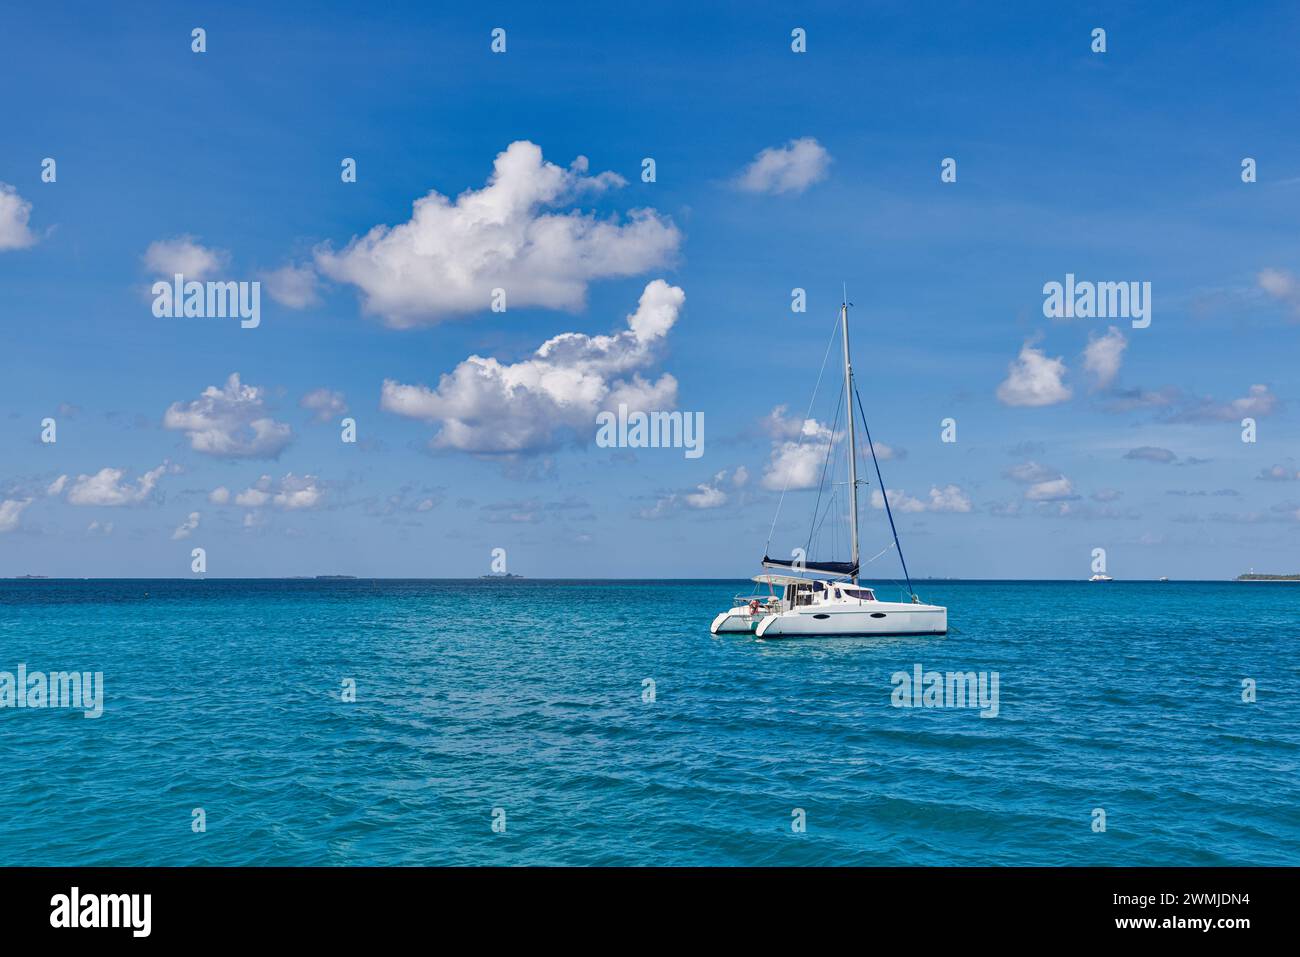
[{"x1": 761, "y1": 555, "x2": 858, "y2": 579}]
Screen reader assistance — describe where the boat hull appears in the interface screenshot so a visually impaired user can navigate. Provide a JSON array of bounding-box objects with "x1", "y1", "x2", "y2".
[
  {"x1": 710, "y1": 611, "x2": 765, "y2": 634},
  {"x1": 754, "y1": 602, "x2": 946, "y2": 638}
]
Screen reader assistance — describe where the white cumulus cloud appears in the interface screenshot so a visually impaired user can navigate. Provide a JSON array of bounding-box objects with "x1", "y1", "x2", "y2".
[
  {"x1": 381, "y1": 279, "x2": 683, "y2": 454},
  {"x1": 0, "y1": 183, "x2": 38, "y2": 251},
  {"x1": 926, "y1": 484, "x2": 974, "y2": 512},
  {"x1": 0, "y1": 498, "x2": 32, "y2": 533},
  {"x1": 1005, "y1": 461, "x2": 1080, "y2": 502},
  {"x1": 684, "y1": 471, "x2": 731, "y2": 509},
  {"x1": 261, "y1": 262, "x2": 321, "y2": 308},
  {"x1": 1025, "y1": 476, "x2": 1077, "y2": 501},
  {"x1": 66, "y1": 463, "x2": 168, "y2": 506},
  {"x1": 760, "y1": 408, "x2": 836, "y2": 491},
  {"x1": 735, "y1": 137, "x2": 831, "y2": 195},
  {"x1": 143, "y1": 236, "x2": 227, "y2": 280},
  {"x1": 163, "y1": 373, "x2": 293, "y2": 458},
  {"x1": 997, "y1": 342, "x2": 1072, "y2": 407},
  {"x1": 871, "y1": 489, "x2": 925, "y2": 513},
  {"x1": 1005, "y1": 461, "x2": 1057, "y2": 484},
  {"x1": 871, "y1": 485, "x2": 972, "y2": 513},
  {"x1": 234, "y1": 474, "x2": 323, "y2": 510},
  {"x1": 640, "y1": 469, "x2": 738, "y2": 518},
  {"x1": 300, "y1": 387, "x2": 348, "y2": 423},
  {"x1": 1083, "y1": 326, "x2": 1126, "y2": 388},
  {"x1": 757, "y1": 405, "x2": 892, "y2": 492},
  {"x1": 1258, "y1": 267, "x2": 1295, "y2": 299},
  {"x1": 171, "y1": 511, "x2": 201, "y2": 540},
  {"x1": 1172, "y1": 384, "x2": 1278, "y2": 422},
  {"x1": 315, "y1": 141, "x2": 680, "y2": 327},
  {"x1": 1258, "y1": 267, "x2": 1300, "y2": 316}
]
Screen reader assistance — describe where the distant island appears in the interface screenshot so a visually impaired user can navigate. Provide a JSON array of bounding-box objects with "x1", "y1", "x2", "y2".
[
  {"x1": 15, "y1": 574, "x2": 48, "y2": 579},
  {"x1": 1236, "y1": 573, "x2": 1300, "y2": 581},
  {"x1": 480, "y1": 573, "x2": 525, "y2": 580},
  {"x1": 315, "y1": 575, "x2": 358, "y2": 580}
]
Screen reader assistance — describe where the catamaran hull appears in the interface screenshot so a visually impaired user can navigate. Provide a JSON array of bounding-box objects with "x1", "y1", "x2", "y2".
[
  {"x1": 710, "y1": 611, "x2": 764, "y2": 634},
  {"x1": 754, "y1": 604, "x2": 946, "y2": 638}
]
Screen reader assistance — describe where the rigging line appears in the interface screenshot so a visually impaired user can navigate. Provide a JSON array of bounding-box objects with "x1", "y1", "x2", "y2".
[
  {"x1": 804, "y1": 377, "x2": 844, "y2": 555},
  {"x1": 853, "y1": 545, "x2": 909, "y2": 598},
  {"x1": 808, "y1": 380, "x2": 843, "y2": 552},
  {"x1": 809, "y1": 485, "x2": 838, "y2": 555},
  {"x1": 886, "y1": 576, "x2": 912, "y2": 600},
  {"x1": 765, "y1": 312, "x2": 843, "y2": 554},
  {"x1": 853, "y1": 384, "x2": 916, "y2": 600},
  {"x1": 861, "y1": 540, "x2": 897, "y2": 567}
]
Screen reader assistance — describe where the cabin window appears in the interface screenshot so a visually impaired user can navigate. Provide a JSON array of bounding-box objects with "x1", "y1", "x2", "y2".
[{"x1": 786, "y1": 584, "x2": 814, "y2": 607}]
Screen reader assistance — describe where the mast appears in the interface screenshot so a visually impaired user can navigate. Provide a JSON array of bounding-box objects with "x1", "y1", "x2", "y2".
[{"x1": 840, "y1": 296, "x2": 861, "y2": 584}]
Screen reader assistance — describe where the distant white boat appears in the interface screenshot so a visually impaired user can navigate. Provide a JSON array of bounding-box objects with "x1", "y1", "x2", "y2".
[
  {"x1": 710, "y1": 295, "x2": 946, "y2": 639},
  {"x1": 1158, "y1": 576, "x2": 1169, "y2": 582},
  {"x1": 1089, "y1": 573, "x2": 1114, "y2": 582}
]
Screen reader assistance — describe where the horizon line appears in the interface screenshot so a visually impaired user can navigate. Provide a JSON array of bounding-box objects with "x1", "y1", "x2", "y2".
[{"x1": 0, "y1": 576, "x2": 1265, "y2": 583}]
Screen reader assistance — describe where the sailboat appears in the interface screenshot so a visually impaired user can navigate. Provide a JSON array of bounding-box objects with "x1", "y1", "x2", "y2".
[{"x1": 710, "y1": 296, "x2": 947, "y2": 638}]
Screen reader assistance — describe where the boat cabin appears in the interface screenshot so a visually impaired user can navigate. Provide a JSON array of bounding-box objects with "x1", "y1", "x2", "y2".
[
  {"x1": 827, "y1": 583, "x2": 876, "y2": 603},
  {"x1": 797, "y1": 581, "x2": 876, "y2": 605},
  {"x1": 738, "y1": 574, "x2": 876, "y2": 612}
]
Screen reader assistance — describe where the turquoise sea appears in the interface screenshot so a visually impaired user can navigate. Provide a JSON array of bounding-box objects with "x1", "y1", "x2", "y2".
[{"x1": 0, "y1": 578, "x2": 1296, "y2": 866}]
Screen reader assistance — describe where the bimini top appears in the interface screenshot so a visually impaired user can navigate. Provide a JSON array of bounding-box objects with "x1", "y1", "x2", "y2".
[{"x1": 751, "y1": 573, "x2": 825, "y2": 586}]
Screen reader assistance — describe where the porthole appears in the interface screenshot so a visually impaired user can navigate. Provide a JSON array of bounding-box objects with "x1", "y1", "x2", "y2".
[
  {"x1": 870, "y1": 613, "x2": 886, "y2": 619},
  {"x1": 813, "y1": 613, "x2": 830, "y2": 620}
]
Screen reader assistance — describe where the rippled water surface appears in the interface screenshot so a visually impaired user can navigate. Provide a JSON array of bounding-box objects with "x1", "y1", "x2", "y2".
[{"x1": 1, "y1": 578, "x2": 1296, "y2": 865}]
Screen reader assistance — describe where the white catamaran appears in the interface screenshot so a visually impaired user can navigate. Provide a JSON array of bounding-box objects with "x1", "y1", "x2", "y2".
[{"x1": 710, "y1": 296, "x2": 947, "y2": 639}]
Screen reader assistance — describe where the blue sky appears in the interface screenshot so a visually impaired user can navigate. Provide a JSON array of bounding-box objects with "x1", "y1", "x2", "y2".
[{"x1": 2, "y1": 1, "x2": 1298, "y2": 579}]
